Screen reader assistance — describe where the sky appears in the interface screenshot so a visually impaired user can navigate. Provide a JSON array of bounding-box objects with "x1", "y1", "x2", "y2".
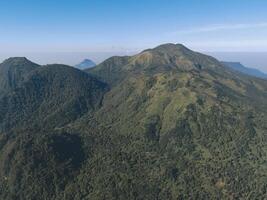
[{"x1": 1, "y1": 0, "x2": 267, "y2": 71}]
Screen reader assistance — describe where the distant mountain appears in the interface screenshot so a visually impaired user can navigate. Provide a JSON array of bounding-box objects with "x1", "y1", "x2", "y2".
[
  {"x1": 0, "y1": 44, "x2": 267, "y2": 199},
  {"x1": 222, "y1": 61, "x2": 267, "y2": 79},
  {"x1": 75, "y1": 59, "x2": 96, "y2": 69}
]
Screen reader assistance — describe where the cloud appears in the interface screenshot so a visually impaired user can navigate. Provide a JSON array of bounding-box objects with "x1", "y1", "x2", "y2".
[{"x1": 170, "y1": 22, "x2": 267, "y2": 35}]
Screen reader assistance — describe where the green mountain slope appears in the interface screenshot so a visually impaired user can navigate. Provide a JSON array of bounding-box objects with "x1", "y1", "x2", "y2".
[
  {"x1": 0, "y1": 44, "x2": 267, "y2": 200},
  {"x1": 0, "y1": 62, "x2": 108, "y2": 131},
  {"x1": 0, "y1": 57, "x2": 40, "y2": 96},
  {"x1": 0, "y1": 60, "x2": 108, "y2": 200},
  {"x1": 84, "y1": 44, "x2": 267, "y2": 199}
]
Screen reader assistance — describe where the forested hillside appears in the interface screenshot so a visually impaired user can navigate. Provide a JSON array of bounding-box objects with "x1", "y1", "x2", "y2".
[{"x1": 0, "y1": 44, "x2": 266, "y2": 199}]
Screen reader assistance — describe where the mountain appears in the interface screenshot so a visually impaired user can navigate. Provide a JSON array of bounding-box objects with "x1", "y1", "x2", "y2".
[
  {"x1": 0, "y1": 44, "x2": 267, "y2": 199},
  {"x1": 84, "y1": 44, "x2": 267, "y2": 199},
  {"x1": 0, "y1": 57, "x2": 40, "y2": 96},
  {"x1": 75, "y1": 59, "x2": 96, "y2": 69},
  {"x1": 87, "y1": 43, "x2": 224, "y2": 85},
  {"x1": 222, "y1": 61, "x2": 267, "y2": 79},
  {"x1": 0, "y1": 62, "x2": 108, "y2": 132}
]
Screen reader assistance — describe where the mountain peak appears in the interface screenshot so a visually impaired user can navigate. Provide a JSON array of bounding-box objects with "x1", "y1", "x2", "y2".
[
  {"x1": 144, "y1": 43, "x2": 192, "y2": 54},
  {"x1": 75, "y1": 59, "x2": 96, "y2": 69},
  {"x1": 0, "y1": 57, "x2": 40, "y2": 95},
  {"x1": 83, "y1": 59, "x2": 94, "y2": 62},
  {"x1": 138, "y1": 43, "x2": 198, "y2": 62},
  {"x1": 128, "y1": 43, "x2": 220, "y2": 73},
  {"x1": 155, "y1": 43, "x2": 187, "y2": 49},
  {"x1": 88, "y1": 43, "x2": 226, "y2": 86},
  {"x1": 1, "y1": 57, "x2": 39, "y2": 66}
]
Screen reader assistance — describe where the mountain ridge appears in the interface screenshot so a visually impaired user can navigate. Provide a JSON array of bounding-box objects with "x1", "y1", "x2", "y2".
[{"x1": 222, "y1": 61, "x2": 267, "y2": 79}]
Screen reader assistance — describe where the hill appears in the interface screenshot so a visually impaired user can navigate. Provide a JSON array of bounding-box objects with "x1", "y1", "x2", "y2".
[
  {"x1": 0, "y1": 57, "x2": 40, "y2": 96},
  {"x1": 222, "y1": 61, "x2": 267, "y2": 79},
  {"x1": 0, "y1": 44, "x2": 267, "y2": 199},
  {"x1": 0, "y1": 61, "x2": 108, "y2": 131}
]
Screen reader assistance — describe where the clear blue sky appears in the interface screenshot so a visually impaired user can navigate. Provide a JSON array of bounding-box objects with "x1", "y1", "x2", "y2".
[{"x1": 1, "y1": 0, "x2": 267, "y2": 53}]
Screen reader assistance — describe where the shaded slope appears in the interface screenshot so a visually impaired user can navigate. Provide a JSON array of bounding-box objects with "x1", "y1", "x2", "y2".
[
  {"x1": 0, "y1": 64, "x2": 108, "y2": 131},
  {"x1": 0, "y1": 130, "x2": 86, "y2": 200},
  {"x1": 87, "y1": 55, "x2": 131, "y2": 85},
  {"x1": 0, "y1": 61, "x2": 108, "y2": 200}
]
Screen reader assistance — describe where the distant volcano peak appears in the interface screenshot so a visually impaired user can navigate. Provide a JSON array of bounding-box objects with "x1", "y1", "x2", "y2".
[{"x1": 75, "y1": 59, "x2": 96, "y2": 69}]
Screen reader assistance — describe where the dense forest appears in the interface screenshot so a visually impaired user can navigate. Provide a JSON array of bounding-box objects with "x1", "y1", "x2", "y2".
[{"x1": 0, "y1": 44, "x2": 266, "y2": 199}]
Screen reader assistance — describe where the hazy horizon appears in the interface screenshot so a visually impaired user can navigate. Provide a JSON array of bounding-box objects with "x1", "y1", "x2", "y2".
[{"x1": 1, "y1": 50, "x2": 267, "y2": 73}]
